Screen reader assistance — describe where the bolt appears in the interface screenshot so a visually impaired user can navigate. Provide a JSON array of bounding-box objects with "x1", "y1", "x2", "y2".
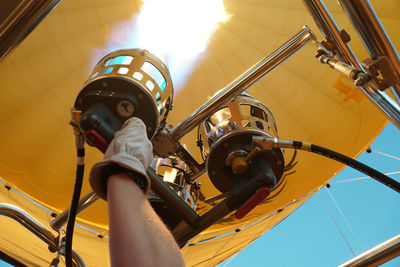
[
  {"x1": 223, "y1": 143, "x2": 229, "y2": 148},
  {"x1": 211, "y1": 170, "x2": 216, "y2": 176},
  {"x1": 276, "y1": 161, "x2": 282, "y2": 166},
  {"x1": 340, "y1": 29, "x2": 351, "y2": 43},
  {"x1": 138, "y1": 94, "x2": 144, "y2": 100},
  {"x1": 94, "y1": 120, "x2": 101, "y2": 127},
  {"x1": 102, "y1": 81, "x2": 108, "y2": 87}
]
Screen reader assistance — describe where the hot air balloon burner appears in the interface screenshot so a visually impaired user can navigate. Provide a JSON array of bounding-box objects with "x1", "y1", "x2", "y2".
[
  {"x1": 198, "y1": 94, "x2": 284, "y2": 194},
  {"x1": 74, "y1": 49, "x2": 173, "y2": 151},
  {"x1": 149, "y1": 156, "x2": 199, "y2": 230}
]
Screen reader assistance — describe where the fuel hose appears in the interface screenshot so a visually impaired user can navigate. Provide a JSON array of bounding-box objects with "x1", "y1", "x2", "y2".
[
  {"x1": 65, "y1": 147, "x2": 85, "y2": 267},
  {"x1": 257, "y1": 138, "x2": 400, "y2": 194}
]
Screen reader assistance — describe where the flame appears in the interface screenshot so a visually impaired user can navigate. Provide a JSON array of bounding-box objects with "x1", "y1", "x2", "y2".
[
  {"x1": 163, "y1": 167, "x2": 179, "y2": 183},
  {"x1": 93, "y1": 0, "x2": 230, "y2": 92}
]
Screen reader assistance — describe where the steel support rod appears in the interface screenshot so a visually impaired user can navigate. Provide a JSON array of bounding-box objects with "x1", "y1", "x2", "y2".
[
  {"x1": 338, "y1": 0, "x2": 400, "y2": 83},
  {"x1": 169, "y1": 26, "x2": 315, "y2": 141},
  {"x1": 0, "y1": 0, "x2": 61, "y2": 63},
  {"x1": 339, "y1": 234, "x2": 400, "y2": 267},
  {"x1": 0, "y1": 203, "x2": 85, "y2": 267},
  {"x1": 302, "y1": 0, "x2": 358, "y2": 66},
  {"x1": 303, "y1": 0, "x2": 400, "y2": 129},
  {"x1": 50, "y1": 192, "x2": 99, "y2": 231},
  {"x1": 0, "y1": 203, "x2": 57, "y2": 250}
]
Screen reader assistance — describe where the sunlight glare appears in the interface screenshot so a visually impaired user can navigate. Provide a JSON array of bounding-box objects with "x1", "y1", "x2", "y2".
[
  {"x1": 163, "y1": 167, "x2": 179, "y2": 183},
  {"x1": 92, "y1": 0, "x2": 230, "y2": 93}
]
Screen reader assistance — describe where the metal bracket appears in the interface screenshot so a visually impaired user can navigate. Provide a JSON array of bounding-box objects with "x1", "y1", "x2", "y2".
[
  {"x1": 362, "y1": 56, "x2": 399, "y2": 91},
  {"x1": 152, "y1": 130, "x2": 180, "y2": 157}
]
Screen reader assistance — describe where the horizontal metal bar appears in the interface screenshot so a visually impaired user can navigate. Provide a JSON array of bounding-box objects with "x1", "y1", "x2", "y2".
[
  {"x1": 0, "y1": 0, "x2": 61, "y2": 63},
  {"x1": 169, "y1": 26, "x2": 315, "y2": 141},
  {"x1": 50, "y1": 192, "x2": 99, "y2": 231},
  {"x1": 340, "y1": 234, "x2": 400, "y2": 267},
  {"x1": 0, "y1": 203, "x2": 57, "y2": 249},
  {"x1": 0, "y1": 203, "x2": 85, "y2": 267}
]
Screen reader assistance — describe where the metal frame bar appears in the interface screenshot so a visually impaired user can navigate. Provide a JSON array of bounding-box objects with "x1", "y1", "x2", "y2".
[
  {"x1": 53, "y1": 26, "x2": 317, "y2": 242},
  {"x1": 302, "y1": 0, "x2": 400, "y2": 129},
  {"x1": 337, "y1": 0, "x2": 400, "y2": 104},
  {"x1": 339, "y1": 234, "x2": 400, "y2": 267},
  {"x1": 0, "y1": 0, "x2": 61, "y2": 63},
  {"x1": 50, "y1": 192, "x2": 99, "y2": 231},
  {"x1": 169, "y1": 26, "x2": 315, "y2": 141},
  {"x1": 0, "y1": 203, "x2": 85, "y2": 267}
]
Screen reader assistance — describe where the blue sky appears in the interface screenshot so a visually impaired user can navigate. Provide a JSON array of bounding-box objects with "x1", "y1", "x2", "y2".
[{"x1": 220, "y1": 122, "x2": 400, "y2": 267}]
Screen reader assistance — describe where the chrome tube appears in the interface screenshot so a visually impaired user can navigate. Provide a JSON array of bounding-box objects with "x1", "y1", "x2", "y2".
[
  {"x1": 50, "y1": 192, "x2": 99, "y2": 231},
  {"x1": 0, "y1": 0, "x2": 61, "y2": 63},
  {"x1": 338, "y1": 0, "x2": 400, "y2": 82},
  {"x1": 303, "y1": 0, "x2": 400, "y2": 129},
  {"x1": 340, "y1": 234, "x2": 400, "y2": 267},
  {"x1": 0, "y1": 203, "x2": 57, "y2": 249},
  {"x1": 169, "y1": 26, "x2": 315, "y2": 140},
  {"x1": 338, "y1": 0, "x2": 400, "y2": 102},
  {"x1": 0, "y1": 203, "x2": 85, "y2": 267},
  {"x1": 302, "y1": 0, "x2": 359, "y2": 66}
]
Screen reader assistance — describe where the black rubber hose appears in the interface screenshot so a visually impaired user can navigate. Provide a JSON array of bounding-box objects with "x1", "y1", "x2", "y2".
[
  {"x1": 291, "y1": 141, "x2": 400, "y2": 193},
  {"x1": 65, "y1": 148, "x2": 85, "y2": 267}
]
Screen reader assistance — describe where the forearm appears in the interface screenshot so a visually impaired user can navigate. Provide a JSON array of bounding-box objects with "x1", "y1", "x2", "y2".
[{"x1": 107, "y1": 174, "x2": 185, "y2": 267}]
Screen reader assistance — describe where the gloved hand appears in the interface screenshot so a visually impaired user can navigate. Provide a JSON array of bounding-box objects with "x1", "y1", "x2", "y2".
[{"x1": 89, "y1": 117, "x2": 153, "y2": 200}]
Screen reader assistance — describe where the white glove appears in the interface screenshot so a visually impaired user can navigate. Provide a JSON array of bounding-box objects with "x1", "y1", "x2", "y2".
[{"x1": 89, "y1": 117, "x2": 153, "y2": 199}]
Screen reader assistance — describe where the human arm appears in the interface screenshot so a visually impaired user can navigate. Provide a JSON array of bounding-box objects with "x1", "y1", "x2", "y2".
[
  {"x1": 89, "y1": 117, "x2": 185, "y2": 266},
  {"x1": 107, "y1": 173, "x2": 185, "y2": 267}
]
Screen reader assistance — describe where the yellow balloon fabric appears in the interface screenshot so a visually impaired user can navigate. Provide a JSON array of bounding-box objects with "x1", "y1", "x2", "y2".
[{"x1": 0, "y1": 0, "x2": 397, "y2": 265}]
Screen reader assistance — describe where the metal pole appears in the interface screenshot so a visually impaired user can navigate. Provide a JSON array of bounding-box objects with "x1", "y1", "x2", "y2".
[
  {"x1": 0, "y1": 203, "x2": 85, "y2": 266},
  {"x1": 337, "y1": 0, "x2": 400, "y2": 82},
  {"x1": 0, "y1": 203, "x2": 57, "y2": 250},
  {"x1": 338, "y1": 0, "x2": 400, "y2": 102},
  {"x1": 0, "y1": 0, "x2": 61, "y2": 63},
  {"x1": 169, "y1": 26, "x2": 315, "y2": 141},
  {"x1": 339, "y1": 234, "x2": 400, "y2": 267},
  {"x1": 50, "y1": 192, "x2": 99, "y2": 231},
  {"x1": 303, "y1": 0, "x2": 400, "y2": 129},
  {"x1": 302, "y1": 0, "x2": 358, "y2": 66}
]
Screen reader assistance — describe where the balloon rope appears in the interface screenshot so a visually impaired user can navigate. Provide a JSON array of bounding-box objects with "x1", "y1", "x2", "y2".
[
  {"x1": 318, "y1": 191, "x2": 356, "y2": 257},
  {"x1": 325, "y1": 187, "x2": 365, "y2": 250}
]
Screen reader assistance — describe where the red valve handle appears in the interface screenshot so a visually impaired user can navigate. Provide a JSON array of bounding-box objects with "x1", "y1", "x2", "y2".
[
  {"x1": 85, "y1": 130, "x2": 109, "y2": 153},
  {"x1": 235, "y1": 187, "x2": 271, "y2": 219}
]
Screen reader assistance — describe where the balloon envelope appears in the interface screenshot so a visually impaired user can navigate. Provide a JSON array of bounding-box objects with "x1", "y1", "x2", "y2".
[{"x1": 0, "y1": 0, "x2": 397, "y2": 265}]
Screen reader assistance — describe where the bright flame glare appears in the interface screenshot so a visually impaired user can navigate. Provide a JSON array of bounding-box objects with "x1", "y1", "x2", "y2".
[
  {"x1": 93, "y1": 0, "x2": 230, "y2": 92},
  {"x1": 163, "y1": 167, "x2": 179, "y2": 183}
]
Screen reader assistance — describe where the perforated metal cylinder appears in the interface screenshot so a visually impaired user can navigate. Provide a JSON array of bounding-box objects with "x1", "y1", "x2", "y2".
[
  {"x1": 198, "y1": 93, "x2": 284, "y2": 193},
  {"x1": 79, "y1": 48, "x2": 173, "y2": 139},
  {"x1": 199, "y1": 93, "x2": 279, "y2": 159}
]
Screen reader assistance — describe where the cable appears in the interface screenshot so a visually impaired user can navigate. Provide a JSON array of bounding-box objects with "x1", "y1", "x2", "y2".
[
  {"x1": 372, "y1": 150, "x2": 400, "y2": 161},
  {"x1": 65, "y1": 147, "x2": 85, "y2": 267},
  {"x1": 332, "y1": 171, "x2": 400, "y2": 184},
  {"x1": 318, "y1": 191, "x2": 356, "y2": 257},
  {"x1": 325, "y1": 187, "x2": 365, "y2": 250},
  {"x1": 259, "y1": 138, "x2": 400, "y2": 194}
]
